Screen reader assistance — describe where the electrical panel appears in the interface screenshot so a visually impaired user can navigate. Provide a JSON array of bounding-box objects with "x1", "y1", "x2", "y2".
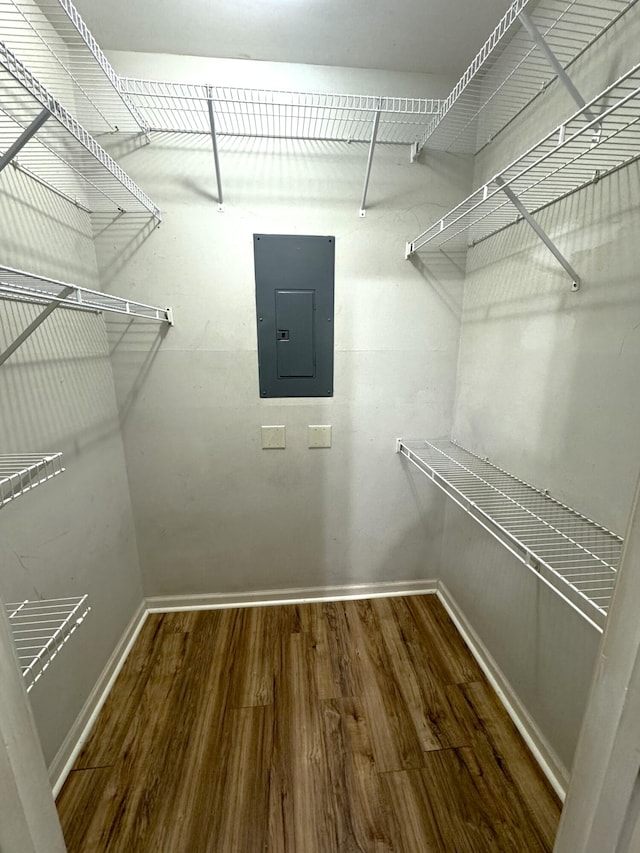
[{"x1": 254, "y1": 234, "x2": 335, "y2": 398}]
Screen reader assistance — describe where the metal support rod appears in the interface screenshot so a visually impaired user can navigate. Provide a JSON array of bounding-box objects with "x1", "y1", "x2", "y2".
[
  {"x1": 206, "y1": 88, "x2": 224, "y2": 211},
  {"x1": 495, "y1": 176, "x2": 580, "y2": 290},
  {"x1": 0, "y1": 109, "x2": 50, "y2": 175},
  {"x1": 518, "y1": 10, "x2": 599, "y2": 125},
  {"x1": 0, "y1": 286, "x2": 74, "y2": 367},
  {"x1": 359, "y1": 104, "x2": 382, "y2": 217}
]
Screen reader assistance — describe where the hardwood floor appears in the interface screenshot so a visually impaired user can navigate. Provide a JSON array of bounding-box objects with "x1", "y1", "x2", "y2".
[{"x1": 56, "y1": 595, "x2": 561, "y2": 852}]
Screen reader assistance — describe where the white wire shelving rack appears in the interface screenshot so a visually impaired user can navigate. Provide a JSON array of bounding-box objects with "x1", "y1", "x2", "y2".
[
  {"x1": 406, "y1": 63, "x2": 640, "y2": 287},
  {"x1": 398, "y1": 439, "x2": 622, "y2": 631},
  {"x1": 0, "y1": 42, "x2": 160, "y2": 218},
  {"x1": 120, "y1": 77, "x2": 442, "y2": 214},
  {"x1": 0, "y1": 452, "x2": 64, "y2": 506},
  {"x1": 0, "y1": 0, "x2": 146, "y2": 133},
  {"x1": 5, "y1": 595, "x2": 90, "y2": 690},
  {"x1": 0, "y1": 265, "x2": 173, "y2": 366},
  {"x1": 0, "y1": 265, "x2": 173, "y2": 322},
  {"x1": 120, "y1": 78, "x2": 441, "y2": 145},
  {"x1": 420, "y1": 0, "x2": 636, "y2": 154}
]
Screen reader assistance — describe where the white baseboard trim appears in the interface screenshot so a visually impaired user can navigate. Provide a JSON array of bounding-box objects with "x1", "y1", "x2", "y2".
[
  {"x1": 49, "y1": 601, "x2": 148, "y2": 798},
  {"x1": 146, "y1": 578, "x2": 439, "y2": 612},
  {"x1": 437, "y1": 581, "x2": 569, "y2": 801}
]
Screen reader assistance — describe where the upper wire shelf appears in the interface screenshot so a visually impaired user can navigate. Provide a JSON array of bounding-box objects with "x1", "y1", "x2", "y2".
[
  {"x1": 407, "y1": 63, "x2": 640, "y2": 256},
  {"x1": 399, "y1": 439, "x2": 622, "y2": 631},
  {"x1": 0, "y1": 452, "x2": 64, "y2": 506},
  {"x1": 0, "y1": 265, "x2": 173, "y2": 323},
  {"x1": 421, "y1": 0, "x2": 636, "y2": 154},
  {"x1": 120, "y1": 78, "x2": 442, "y2": 145},
  {"x1": 0, "y1": 0, "x2": 146, "y2": 132},
  {"x1": 5, "y1": 595, "x2": 90, "y2": 690},
  {"x1": 0, "y1": 42, "x2": 160, "y2": 218}
]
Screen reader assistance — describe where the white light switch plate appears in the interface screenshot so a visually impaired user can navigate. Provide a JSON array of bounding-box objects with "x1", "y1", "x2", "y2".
[
  {"x1": 308, "y1": 425, "x2": 332, "y2": 448},
  {"x1": 261, "y1": 425, "x2": 286, "y2": 449}
]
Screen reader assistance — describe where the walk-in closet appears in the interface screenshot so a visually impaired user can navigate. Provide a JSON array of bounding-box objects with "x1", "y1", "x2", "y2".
[{"x1": 1, "y1": 0, "x2": 640, "y2": 850}]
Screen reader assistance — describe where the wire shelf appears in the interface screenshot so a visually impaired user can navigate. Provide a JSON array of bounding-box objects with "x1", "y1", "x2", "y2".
[
  {"x1": 5, "y1": 595, "x2": 90, "y2": 690},
  {"x1": 0, "y1": 453, "x2": 64, "y2": 507},
  {"x1": 0, "y1": 452, "x2": 64, "y2": 507},
  {"x1": 421, "y1": 0, "x2": 635, "y2": 154},
  {"x1": 0, "y1": 0, "x2": 146, "y2": 132},
  {"x1": 398, "y1": 439, "x2": 623, "y2": 631},
  {"x1": 120, "y1": 77, "x2": 442, "y2": 145},
  {"x1": 407, "y1": 63, "x2": 640, "y2": 256},
  {"x1": 0, "y1": 265, "x2": 173, "y2": 323},
  {"x1": 0, "y1": 42, "x2": 161, "y2": 218}
]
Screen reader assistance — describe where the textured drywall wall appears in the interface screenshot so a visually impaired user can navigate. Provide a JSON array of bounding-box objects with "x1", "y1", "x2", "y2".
[
  {"x1": 95, "y1": 52, "x2": 470, "y2": 597},
  {"x1": 0, "y1": 161, "x2": 144, "y2": 764},
  {"x1": 441, "y1": 9, "x2": 640, "y2": 774}
]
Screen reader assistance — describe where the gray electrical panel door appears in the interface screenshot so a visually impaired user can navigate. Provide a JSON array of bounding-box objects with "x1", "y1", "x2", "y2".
[{"x1": 254, "y1": 234, "x2": 334, "y2": 397}]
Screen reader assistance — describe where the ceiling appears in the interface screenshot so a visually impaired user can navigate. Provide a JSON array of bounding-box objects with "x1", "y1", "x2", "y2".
[{"x1": 71, "y1": 0, "x2": 516, "y2": 78}]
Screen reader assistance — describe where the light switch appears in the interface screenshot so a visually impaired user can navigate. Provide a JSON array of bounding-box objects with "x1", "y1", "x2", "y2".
[
  {"x1": 308, "y1": 425, "x2": 332, "y2": 449},
  {"x1": 261, "y1": 425, "x2": 286, "y2": 449}
]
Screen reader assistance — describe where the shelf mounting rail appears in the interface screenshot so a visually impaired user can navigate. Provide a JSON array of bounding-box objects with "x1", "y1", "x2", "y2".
[
  {"x1": 5, "y1": 596, "x2": 91, "y2": 691},
  {"x1": 405, "y1": 63, "x2": 640, "y2": 289},
  {"x1": 398, "y1": 439, "x2": 622, "y2": 631}
]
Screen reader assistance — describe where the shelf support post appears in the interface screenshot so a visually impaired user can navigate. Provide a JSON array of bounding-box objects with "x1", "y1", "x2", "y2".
[
  {"x1": 0, "y1": 109, "x2": 50, "y2": 175},
  {"x1": 0, "y1": 286, "x2": 74, "y2": 367},
  {"x1": 518, "y1": 10, "x2": 599, "y2": 126},
  {"x1": 206, "y1": 87, "x2": 224, "y2": 212},
  {"x1": 494, "y1": 176, "x2": 580, "y2": 290},
  {"x1": 359, "y1": 102, "x2": 382, "y2": 217}
]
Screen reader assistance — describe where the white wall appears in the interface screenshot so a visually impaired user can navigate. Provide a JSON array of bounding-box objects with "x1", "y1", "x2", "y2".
[
  {"x1": 441, "y1": 9, "x2": 640, "y2": 775},
  {"x1": 0, "y1": 161, "x2": 144, "y2": 765},
  {"x1": 94, "y1": 52, "x2": 468, "y2": 598}
]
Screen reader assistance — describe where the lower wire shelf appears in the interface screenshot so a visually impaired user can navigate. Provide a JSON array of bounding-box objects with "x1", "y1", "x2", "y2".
[
  {"x1": 5, "y1": 595, "x2": 91, "y2": 691},
  {"x1": 398, "y1": 439, "x2": 623, "y2": 631},
  {"x1": 0, "y1": 453, "x2": 64, "y2": 507}
]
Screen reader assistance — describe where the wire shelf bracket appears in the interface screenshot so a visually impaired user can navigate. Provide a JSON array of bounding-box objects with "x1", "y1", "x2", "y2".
[
  {"x1": 0, "y1": 104, "x2": 49, "y2": 172},
  {"x1": 0, "y1": 265, "x2": 173, "y2": 366},
  {"x1": 405, "y1": 63, "x2": 640, "y2": 284},
  {"x1": 6, "y1": 596, "x2": 91, "y2": 691},
  {"x1": 0, "y1": 452, "x2": 64, "y2": 507},
  {"x1": 494, "y1": 175, "x2": 581, "y2": 290},
  {"x1": 517, "y1": 9, "x2": 596, "y2": 126},
  {"x1": 398, "y1": 439, "x2": 623, "y2": 632},
  {"x1": 206, "y1": 86, "x2": 224, "y2": 211},
  {"x1": 359, "y1": 100, "x2": 381, "y2": 217}
]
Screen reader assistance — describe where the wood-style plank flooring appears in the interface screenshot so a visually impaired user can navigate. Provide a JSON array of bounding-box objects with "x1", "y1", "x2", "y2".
[{"x1": 57, "y1": 595, "x2": 561, "y2": 852}]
